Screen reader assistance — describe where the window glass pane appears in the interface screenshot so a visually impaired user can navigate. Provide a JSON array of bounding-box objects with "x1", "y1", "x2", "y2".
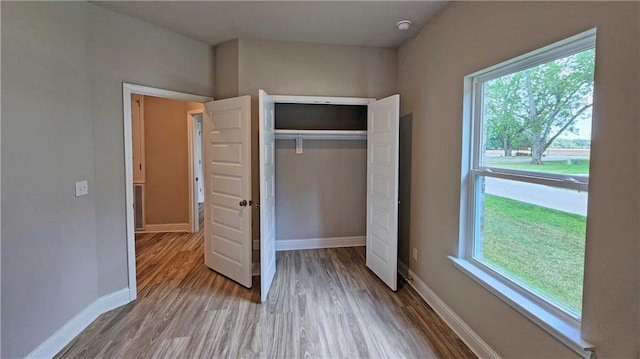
[
  {"x1": 474, "y1": 176, "x2": 587, "y2": 316},
  {"x1": 480, "y1": 48, "x2": 595, "y2": 176}
]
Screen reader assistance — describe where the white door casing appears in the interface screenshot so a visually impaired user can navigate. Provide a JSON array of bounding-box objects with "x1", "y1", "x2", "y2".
[
  {"x1": 259, "y1": 90, "x2": 277, "y2": 302},
  {"x1": 204, "y1": 96, "x2": 252, "y2": 288},
  {"x1": 366, "y1": 94, "x2": 400, "y2": 291}
]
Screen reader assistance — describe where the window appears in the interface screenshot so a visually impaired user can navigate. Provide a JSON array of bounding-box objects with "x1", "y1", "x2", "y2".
[{"x1": 453, "y1": 29, "x2": 596, "y2": 355}]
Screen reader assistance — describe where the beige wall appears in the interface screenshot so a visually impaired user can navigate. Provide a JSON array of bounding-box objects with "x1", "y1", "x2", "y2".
[
  {"x1": 89, "y1": 4, "x2": 214, "y2": 295},
  {"x1": 144, "y1": 97, "x2": 200, "y2": 225},
  {"x1": 214, "y1": 39, "x2": 239, "y2": 99},
  {"x1": 237, "y1": 38, "x2": 397, "y2": 98},
  {"x1": 1, "y1": 2, "x2": 214, "y2": 357},
  {"x1": 398, "y1": 2, "x2": 639, "y2": 357},
  {"x1": 275, "y1": 140, "x2": 367, "y2": 239},
  {"x1": 231, "y1": 38, "x2": 397, "y2": 241},
  {"x1": 1, "y1": 3, "x2": 99, "y2": 357}
]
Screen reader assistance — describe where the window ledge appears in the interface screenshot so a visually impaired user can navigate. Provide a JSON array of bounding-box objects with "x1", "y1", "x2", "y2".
[{"x1": 449, "y1": 256, "x2": 595, "y2": 359}]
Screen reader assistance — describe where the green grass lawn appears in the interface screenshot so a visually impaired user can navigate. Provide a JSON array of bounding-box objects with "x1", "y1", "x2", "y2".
[
  {"x1": 480, "y1": 194, "x2": 586, "y2": 315},
  {"x1": 485, "y1": 159, "x2": 590, "y2": 175}
]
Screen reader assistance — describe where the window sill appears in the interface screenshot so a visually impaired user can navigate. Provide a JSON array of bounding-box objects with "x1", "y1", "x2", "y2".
[{"x1": 448, "y1": 256, "x2": 595, "y2": 359}]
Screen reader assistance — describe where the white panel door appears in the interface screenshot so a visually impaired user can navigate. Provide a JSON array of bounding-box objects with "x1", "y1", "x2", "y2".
[
  {"x1": 259, "y1": 89, "x2": 276, "y2": 302},
  {"x1": 204, "y1": 96, "x2": 252, "y2": 288},
  {"x1": 366, "y1": 94, "x2": 400, "y2": 291}
]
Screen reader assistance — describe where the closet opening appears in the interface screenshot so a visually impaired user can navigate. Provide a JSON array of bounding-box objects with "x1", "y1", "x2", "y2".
[
  {"x1": 255, "y1": 92, "x2": 400, "y2": 301},
  {"x1": 273, "y1": 102, "x2": 369, "y2": 250}
]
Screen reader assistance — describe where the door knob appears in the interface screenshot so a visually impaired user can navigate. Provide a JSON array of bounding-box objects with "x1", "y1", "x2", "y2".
[{"x1": 239, "y1": 200, "x2": 248, "y2": 207}]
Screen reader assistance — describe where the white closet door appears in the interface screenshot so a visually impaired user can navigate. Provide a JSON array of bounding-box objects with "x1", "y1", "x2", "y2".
[
  {"x1": 366, "y1": 94, "x2": 400, "y2": 291},
  {"x1": 259, "y1": 89, "x2": 277, "y2": 302},
  {"x1": 204, "y1": 96, "x2": 253, "y2": 288}
]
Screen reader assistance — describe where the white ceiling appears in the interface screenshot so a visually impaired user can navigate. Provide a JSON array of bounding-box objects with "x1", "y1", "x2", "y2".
[{"x1": 91, "y1": 1, "x2": 448, "y2": 48}]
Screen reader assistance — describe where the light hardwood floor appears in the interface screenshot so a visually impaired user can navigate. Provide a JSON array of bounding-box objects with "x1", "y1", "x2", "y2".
[{"x1": 56, "y1": 223, "x2": 476, "y2": 358}]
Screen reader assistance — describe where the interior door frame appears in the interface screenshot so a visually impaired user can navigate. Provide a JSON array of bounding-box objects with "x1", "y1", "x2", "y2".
[
  {"x1": 187, "y1": 109, "x2": 204, "y2": 233},
  {"x1": 122, "y1": 83, "x2": 212, "y2": 301}
]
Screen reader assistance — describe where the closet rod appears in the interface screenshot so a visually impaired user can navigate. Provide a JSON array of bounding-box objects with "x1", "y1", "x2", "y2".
[{"x1": 274, "y1": 129, "x2": 367, "y2": 141}]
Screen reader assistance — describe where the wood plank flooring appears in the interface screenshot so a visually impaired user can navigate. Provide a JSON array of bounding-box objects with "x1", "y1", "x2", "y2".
[{"x1": 55, "y1": 225, "x2": 476, "y2": 358}]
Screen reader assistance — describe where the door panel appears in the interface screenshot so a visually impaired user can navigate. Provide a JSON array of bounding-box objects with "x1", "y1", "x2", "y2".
[
  {"x1": 204, "y1": 96, "x2": 252, "y2": 288},
  {"x1": 259, "y1": 89, "x2": 276, "y2": 302},
  {"x1": 366, "y1": 94, "x2": 400, "y2": 291}
]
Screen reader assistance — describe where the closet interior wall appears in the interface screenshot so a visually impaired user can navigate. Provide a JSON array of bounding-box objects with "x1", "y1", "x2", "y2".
[{"x1": 274, "y1": 103, "x2": 368, "y2": 243}]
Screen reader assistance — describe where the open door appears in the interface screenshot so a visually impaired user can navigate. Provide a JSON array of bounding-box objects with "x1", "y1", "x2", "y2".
[
  {"x1": 203, "y1": 96, "x2": 253, "y2": 288},
  {"x1": 366, "y1": 94, "x2": 400, "y2": 291},
  {"x1": 259, "y1": 89, "x2": 276, "y2": 302}
]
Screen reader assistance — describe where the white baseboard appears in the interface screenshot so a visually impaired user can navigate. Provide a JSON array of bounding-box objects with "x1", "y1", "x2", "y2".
[
  {"x1": 140, "y1": 223, "x2": 190, "y2": 233},
  {"x1": 26, "y1": 288, "x2": 131, "y2": 359},
  {"x1": 408, "y1": 270, "x2": 501, "y2": 359},
  {"x1": 276, "y1": 236, "x2": 365, "y2": 251}
]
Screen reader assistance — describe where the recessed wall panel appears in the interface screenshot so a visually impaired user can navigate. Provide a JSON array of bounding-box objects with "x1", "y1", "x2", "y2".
[
  {"x1": 211, "y1": 143, "x2": 242, "y2": 164},
  {"x1": 370, "y1": 112, "x2": 391, "y2": 133},
  {"x1": 265, "y1": 176, "x2": 274, "y2": 201},
  {"x1": 371, "y1": 174, "x2": 391, "y2": 198},
  {"x1": 371, "y1": 234, "x2": 389, "y2": 263},
  {"x1": 212, "y1": 235, "x2": 243, "y2": 264},
  {"x1": 265, "y1": 143, "x2": 274, "y2": 166},
  {"x1": 370, "y1": 144, "x2": 391, "y2": 165},
  {"x1": 371, "y1": 205, "x2": 391, "y2": 232},
  {"x1": 212, "y1": 204, "x2": 242, "y2": 231},
  {"x1": 213, "y1": 110, "x2": 243, "y2": 129},
  {"x1": 211, "y1": 174, "x2": 242, "y2": 198}
]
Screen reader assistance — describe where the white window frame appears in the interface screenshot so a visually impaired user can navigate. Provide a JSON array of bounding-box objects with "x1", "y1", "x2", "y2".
[{"x1": 451, "y1": 28, "x2": 597, "y2": 358}]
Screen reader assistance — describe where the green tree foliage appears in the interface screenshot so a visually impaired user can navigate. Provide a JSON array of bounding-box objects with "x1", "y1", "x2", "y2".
[{"x1": 484, "y1": 48, "x2": 595, "y2": 164}]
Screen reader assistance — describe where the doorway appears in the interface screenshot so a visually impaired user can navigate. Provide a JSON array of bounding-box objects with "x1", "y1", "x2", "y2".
[
  {"x1": 188, "y1": 110, "x2": 205, "y2": 232},
  {"x1": 123, "y1": 83, "x2": 212, "y2": 300}
]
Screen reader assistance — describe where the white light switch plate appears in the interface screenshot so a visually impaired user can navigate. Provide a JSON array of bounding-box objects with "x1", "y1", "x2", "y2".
[{"x1": 75, "y1": 180, "x2": 88, "y2": 197}]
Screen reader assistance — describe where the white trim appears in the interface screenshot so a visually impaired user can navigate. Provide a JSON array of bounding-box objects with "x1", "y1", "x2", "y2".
[
  {"x1": 270, "y1": 94, "x2": 375, "y2": 105},
  {"x1": 474, "y1": 168, "x2": 589, "y2": 191},
  {"x1": 276, "y1": 236, "x2": 366, "y2": 251},
  {"x1": 450, "y1": 258, "x2": 596, "y2": 358},
  {"x1": 407, "y1": 270, "x2": 502, "y2": 359},
  {"x1": 457, "y1": 29, "x2": 596, "y2": 352},
  {"x1": 470, "y1": 28, "x2": 597, "y2": 82},
  {"x1": 187, "y1": 109, "x2": 204, "y2": 233},
  {"x1": 122, "y1": 83, "x2": 213, "y2": 301},
  {"x1": 26, "y1": 288, "x2": 130, "y2": 359},
  {"x1": 139, "y1": 223, "x2": 191, "y2": 233}
]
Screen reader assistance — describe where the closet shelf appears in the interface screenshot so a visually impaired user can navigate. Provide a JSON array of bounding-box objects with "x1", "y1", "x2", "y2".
[{"x1": 274, "y1": 129, "x2": 367, "y2": 140}]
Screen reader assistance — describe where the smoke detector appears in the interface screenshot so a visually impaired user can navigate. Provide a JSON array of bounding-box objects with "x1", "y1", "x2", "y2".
[{"x1": 396, "y1": 20, "x2": 412, "y2": 31}]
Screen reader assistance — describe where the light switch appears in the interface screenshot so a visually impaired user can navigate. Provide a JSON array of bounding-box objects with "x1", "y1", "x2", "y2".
[{"x1": 75, "y1": 180, "x2": 88, "y2": 197}]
